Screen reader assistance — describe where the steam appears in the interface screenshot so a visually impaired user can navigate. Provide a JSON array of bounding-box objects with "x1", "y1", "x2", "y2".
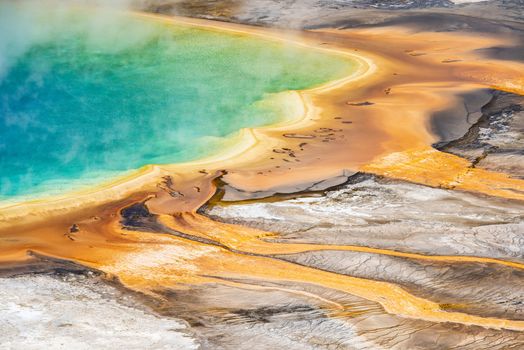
[
  {"x1": 0, "y1": 0, "x2": 161, "y2": 81},
  {"x1": 0, "y1": 0, "x2": 164, "y2": 199}
]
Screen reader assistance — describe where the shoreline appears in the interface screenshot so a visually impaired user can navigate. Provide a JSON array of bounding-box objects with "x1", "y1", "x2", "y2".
[
  {"x1": 0, "y1": 12, "x2": 374, "y2": 222},
  {"x1": 2, "y1": 12, "x2": 524, "y2": 222}
]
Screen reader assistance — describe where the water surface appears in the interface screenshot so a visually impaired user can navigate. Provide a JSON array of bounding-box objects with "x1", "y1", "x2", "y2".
[{"x1": 0, "y1": 4, "x2": 355, "y2": 200}]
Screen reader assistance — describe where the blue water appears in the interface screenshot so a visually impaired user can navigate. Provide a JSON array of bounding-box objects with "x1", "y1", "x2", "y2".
[{"x1": 0, "y1": 5, "x2": 355, "y2": 200}]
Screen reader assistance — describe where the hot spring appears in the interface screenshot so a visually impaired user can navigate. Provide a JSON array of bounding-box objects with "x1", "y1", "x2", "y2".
[{"x1": 0, "y1": 3, "x2": 356, "y2": 201}]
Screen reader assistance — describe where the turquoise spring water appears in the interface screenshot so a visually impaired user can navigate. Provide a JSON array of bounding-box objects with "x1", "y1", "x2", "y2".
[{"x1": 0, "y1": 4, "x2": 355, "y2": 201}]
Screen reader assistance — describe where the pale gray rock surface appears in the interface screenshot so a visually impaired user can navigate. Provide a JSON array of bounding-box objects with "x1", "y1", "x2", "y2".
[
  {"x1": 209, "y1": 175, "x2": 524, "y2": 259},
  {"x1": 0, "y1": 274, "x2": 199, "y2": 350}
]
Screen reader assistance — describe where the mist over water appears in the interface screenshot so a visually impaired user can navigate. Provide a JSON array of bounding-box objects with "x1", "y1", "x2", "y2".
[{"x1": 0, "y1": 1, "x2": 355, "y2": 200}]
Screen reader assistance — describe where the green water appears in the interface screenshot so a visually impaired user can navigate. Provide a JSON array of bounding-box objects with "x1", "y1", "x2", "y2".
[{"x1": 0, "y1": 4, "x2": 355, "y2": 200}]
